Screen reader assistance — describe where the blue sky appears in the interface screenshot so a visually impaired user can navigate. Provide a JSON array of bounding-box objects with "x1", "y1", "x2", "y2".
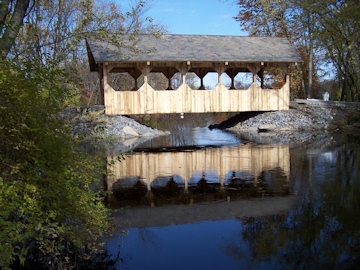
[{"x1": 117, "y1": 0, "x2": 247, "y2": 36}]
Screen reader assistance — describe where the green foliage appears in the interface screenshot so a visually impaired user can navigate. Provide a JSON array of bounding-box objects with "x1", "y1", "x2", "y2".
[
  {"x1": 0, "y1": 59, "x2": 112, "y2": 269},
  {"x1": 68, "y1": 109, "x2": 108, "y2": 140},
  {"x1": 79, "y1": 109, "x2": 106, "y2": 122},
  {"x1": 315, "y1": 0, "x2": 360, "y2": 102}
]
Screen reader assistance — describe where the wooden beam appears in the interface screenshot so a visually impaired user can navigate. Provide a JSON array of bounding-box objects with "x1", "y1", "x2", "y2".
[{"x1": 99, "y1": 64, "x2": 104, "y2": 105}]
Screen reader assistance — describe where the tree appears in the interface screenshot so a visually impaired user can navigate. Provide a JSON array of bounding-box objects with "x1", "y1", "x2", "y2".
[
  {"x1": 234, "y1": 0, "x2": 321, "y2": 99},
  {"x1": 0, "y1": 58, "x2": 112, "y2": 269},
  {"x1": 0, "y1": 0, "x2": 165, "y2": 268},
  {"x1": 0, "y1": 0, "x2": 31, "y2": 56},
  {"x1": 315, "y1": 0, "x2": 360, "y2": 101},
  {"x1": 12, "y1": 0, "x2": 163, "y2": 64},
  {"x1": 10, "y1": 0, "x2": 165, "y2": 105},
  {"x1": 234, "y1": 0, "x2": 360, "y2": 101}
]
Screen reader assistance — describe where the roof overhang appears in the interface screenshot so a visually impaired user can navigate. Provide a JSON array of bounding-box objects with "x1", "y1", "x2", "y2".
[{"x1": 86, "y1": 34, "x2": 303, "y2": 72}]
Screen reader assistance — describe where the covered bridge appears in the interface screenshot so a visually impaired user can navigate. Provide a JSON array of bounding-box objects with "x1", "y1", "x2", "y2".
[{"x1": 86, "y1": 34, "x2": 302, "y2": 115}]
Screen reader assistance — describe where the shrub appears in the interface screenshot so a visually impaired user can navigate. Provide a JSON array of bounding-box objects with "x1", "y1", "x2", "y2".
[{"x1": 0, "y1": 59, "x2": 111, "y2": 269}]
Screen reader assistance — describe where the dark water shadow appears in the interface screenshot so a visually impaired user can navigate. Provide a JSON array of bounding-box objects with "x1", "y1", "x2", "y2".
[{"x1": 209, "y1": 111, "x2": 265, "y2": 130}]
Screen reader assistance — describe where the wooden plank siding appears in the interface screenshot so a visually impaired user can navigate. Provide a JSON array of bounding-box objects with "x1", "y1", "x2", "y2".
[{"x1": 104, "y1": 71, "x2": 290, "y2": 115}]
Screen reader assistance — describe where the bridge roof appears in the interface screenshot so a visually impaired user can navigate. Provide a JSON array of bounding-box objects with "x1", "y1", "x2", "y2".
[{"x1": 87, "y1": 34, "x2": 303, "y2": 71}]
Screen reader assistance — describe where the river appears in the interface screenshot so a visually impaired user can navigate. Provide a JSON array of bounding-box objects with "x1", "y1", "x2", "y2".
[{"x1": 102, "y1": 114, "x2": 360, "y2": 269}]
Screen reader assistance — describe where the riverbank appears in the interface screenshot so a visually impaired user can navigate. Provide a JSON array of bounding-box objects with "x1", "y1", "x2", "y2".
[
  {"x1": 220, "y1": 101, "x2": 360, "y2": 146},
  {"x1": 213, "y1": 101, "x2": 360, "y2": 132},
  {"x1": 62, "y1": 101, "x2": 359, "y2": 147}
]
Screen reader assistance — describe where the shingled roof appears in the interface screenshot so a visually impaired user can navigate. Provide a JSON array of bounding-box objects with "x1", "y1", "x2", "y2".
[{"x1": 86, "y1": 34, "x2": 303, "y2": 71}]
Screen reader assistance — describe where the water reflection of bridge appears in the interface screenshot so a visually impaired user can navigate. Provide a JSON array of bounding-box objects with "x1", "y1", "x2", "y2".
[{"x1": 107, "y1": 144, "x2": 290, "y2": 206}]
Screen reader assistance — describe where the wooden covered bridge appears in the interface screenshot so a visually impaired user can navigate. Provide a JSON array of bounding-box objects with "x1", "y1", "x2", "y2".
[{"x1": 86, "y1": 34, "x2": 302, "y2": 115}]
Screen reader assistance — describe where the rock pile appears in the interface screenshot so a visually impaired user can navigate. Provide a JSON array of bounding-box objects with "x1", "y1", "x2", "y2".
[
  {"x1": 62, "y1": 108, "x2": 169, "y2": 140},
  {"x1": 102, "y1": 115, "x2": 170, "y2": 138},
  {"x1": 228, "y1": 102, "x2": 340, "y2": 132},
  {"x1": 233, "y1": 130, "x2": 335, "y2": 146}
]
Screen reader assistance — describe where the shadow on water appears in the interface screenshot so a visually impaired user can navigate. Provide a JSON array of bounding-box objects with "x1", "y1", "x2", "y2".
[{"x1": 208, "y1": 111, "x2": 264, "y2": 129}]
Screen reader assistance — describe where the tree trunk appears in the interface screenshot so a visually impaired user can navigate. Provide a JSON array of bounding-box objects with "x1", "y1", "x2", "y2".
[
  {"x1": 296, "y1": 65, "x2": 306, "y2": 99},
  {"x1": 307, "y1": 40, "x2": 313, "y2": 99},
  {"x1": 341, "y1": 76, "x2": 346, "y2": 101},
  {"x1": 0, "y1": 0, "x2": 30, "y2": 57},
  {"x1": 307, "y1": 12, "x2": 314, "y2": 99},
  {"x1": 0, "y1": 0, "x2": 12, "y2": 27}
]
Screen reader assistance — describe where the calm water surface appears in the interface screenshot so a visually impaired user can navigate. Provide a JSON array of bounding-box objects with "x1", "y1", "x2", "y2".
[{"x1": 104, "y1": 115, "x2": 360, "y2": 269}]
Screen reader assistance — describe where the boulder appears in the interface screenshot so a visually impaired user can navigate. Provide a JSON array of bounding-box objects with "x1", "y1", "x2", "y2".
[{"x1": 122, "y1": 126, "x2": 139, "y2": 137}]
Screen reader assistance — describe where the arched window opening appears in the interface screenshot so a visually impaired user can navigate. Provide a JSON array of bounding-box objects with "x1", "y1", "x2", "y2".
[
  {"x1": 221, "y1": 73, "x2": 232, "y2": 89},
  {"x1": 256, "y1": 67, "x2": 286, "y2": 89},
  {"x1": 108, "y1": 72, "x2": 136, "y2": 91},
  {"x1": 170, "y1": 72, "x2": 183, "y2": 90},
  {"x1": 149, "y1": 72, "x2": 169, "y2": 90},
  {"x1": 137, "y1": 72, "x2": 170, "y2": 91},
  {"x1": 185, "y1": 72, "x2": 201, "y2": 90},
  {"x1": 203, "y1": 72, "x2": 219, "y2": 90},
  {"x1": 234, "y1": 72, "x2": 253, "y2": 90}
]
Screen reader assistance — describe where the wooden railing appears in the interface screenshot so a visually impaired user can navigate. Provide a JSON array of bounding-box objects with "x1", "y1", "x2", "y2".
[{"x1": 104, "y1": 78, "x2": 290, "y2": 115}]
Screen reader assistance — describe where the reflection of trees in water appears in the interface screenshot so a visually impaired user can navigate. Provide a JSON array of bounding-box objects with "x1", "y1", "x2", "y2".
[
  {"x1": 137, "y1": 228, "x2": 161, "y2": 252},
  {"x1": 222, "y1": 147, "x2": 360, "y2": 268},
  {"x1": 16, "y1": 248, "x2": 120, "y2": 270},
  {"x1": 169, "y1": 126, "x2": 193, "y2": 147},
  {"x1": 152, "y1": 177, "x2": 182, "y2": 197},
  {"x1": 112, "y1": 179, "x2": 147, "y2": 202},
  {"x1": 226, "y1": 168, "x2": 290, "y2": 199},
  {"x1": 190, "y1": 176, "x2": 219, "y2": 194},
  {"x1": 257, "y1": 168, "x2": 290, "y2": 197}
]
